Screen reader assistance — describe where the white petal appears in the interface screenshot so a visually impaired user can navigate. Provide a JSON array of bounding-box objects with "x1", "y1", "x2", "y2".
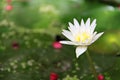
[
  {"x1": 91, "y1": 31, "x2": 97, "y2": 38},
  {"x1": 91, "y1": 19, "x2": 96, "y2": 26},
  {"x1": 68, "y1": 22, "x2": 74, "y2": 29},
  {"x1": 86, "y1": 18, "x2": 90, "y2": 28},
  {"x1": 81, "y1": 19, "x2": 85, "y2": 27},
  {"x1": 68, "y1": 22, "x2": 79, "y2": 36},
  {"x1": 62, "y1": 30, "x2": 74, "y2": 41},
  {"x1": 60, "y1": 41, "x2": 90, "y2": 46},
  {"x1": 60, "y1": 41, "x2": 76, "y2": 45},
  {"x1": 85, "y1": 18, "x2": 91, "y2": 33},
  {"x1": 90, "y1": 19, "x2": 96, "y2": 33},
  {"x1": 68, "y1": 22, "x2": 78, "y2": 34},
  {"x1": 68, "y1": 22, "x2": 76, "y2": 35},
  {"x1": 73, "y1": 18, "x2": 80, "y2": 29},
  {"x1": 91, "y1": 24, "x2": 96, "y2": 33},
  {"x1": 76, "y1": 46, "x2": 87, "y2": 58},
  {"x1": 91, "y1": 32, "x2": 104, "y2": 43},
  {"x1": 79, "y1": 19, "x2": 86, "y2": 33}
]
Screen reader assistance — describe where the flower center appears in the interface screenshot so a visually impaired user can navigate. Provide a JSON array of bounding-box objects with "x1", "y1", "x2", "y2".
[{"x1": 75, "y1": 32, "x2": 90, "y2": 42}]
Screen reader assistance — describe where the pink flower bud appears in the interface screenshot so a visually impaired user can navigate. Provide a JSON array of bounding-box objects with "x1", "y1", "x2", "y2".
[
  {"x1": 52, "y1": 41, "x2": 62, "y2": 49},
  {"x1": 50, "y1": 72, "x2": 58, "y2": 80}
]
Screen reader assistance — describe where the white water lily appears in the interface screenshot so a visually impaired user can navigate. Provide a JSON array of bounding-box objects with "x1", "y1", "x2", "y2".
[{"x1": 60, "y1": 18, "x2": 104, "y2": 58}]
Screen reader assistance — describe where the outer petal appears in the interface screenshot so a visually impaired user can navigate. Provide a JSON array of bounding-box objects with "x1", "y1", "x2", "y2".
[
  {"x1": 76, "y1": 46, "x2": 87, "y2": 58},
  {"x1": 73, "y1": 18, "x2": 80, "y2": 29},
  {"x1": 60, "y1": 41, "x2": 90, "y2": 46},
  {"x1": 60, "y1": 41, "x2": 76, "y2": 45},
  {"x1": 68, "y1": 22, "x2": 79, "y2": 36},
  {"x1": 91, "y1": 32, "x2": 104, "y2": 44},
  {"x1": 68, "y1": 22, "x2": 76, "y2": 35},
  {"x1": 81, "y1": 19, "x2": 85, "y2": 27},
  {"x1": 90, "y1": 19, "x2": 96, "y2": 33},
  {"x1": 62, "y1": 30, "x2": 74, "y2": 41},
  {"x1": 68, "y1": 22, "x2": 74, "y2": 28},
  {"x1": 68, "y1": 22, "x2": 75, "y2": 31},
  {"x1": 80, "y1": 19, "x2": 86, "y2": 33},
  {"x1": 93, "y1": 31, "x2": 97, "y2": 36},
  {"x1": 85, "y1": 18, "x2": 91, "y2": 33},
  {"x1": 86, "y1": 18, "x2": 90, "y2": 28}
]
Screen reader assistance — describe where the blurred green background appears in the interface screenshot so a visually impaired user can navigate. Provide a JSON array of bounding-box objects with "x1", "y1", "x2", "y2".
[{"x1": 0, "y1": 0, "x2": 120, "y2": 80}]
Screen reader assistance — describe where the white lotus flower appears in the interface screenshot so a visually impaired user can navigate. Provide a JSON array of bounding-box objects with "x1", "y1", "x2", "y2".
[{"x1": 60, "y1": 18, "x2": 104, "y2": 58}]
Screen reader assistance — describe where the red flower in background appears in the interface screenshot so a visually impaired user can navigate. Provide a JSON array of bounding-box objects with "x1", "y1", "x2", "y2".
[
  {"x1": 12, "y1": 42, "x2": 19, "y2": 50},
  {"x1": 50, "y1": 72, "x2": 58, "y2": 80},
  {"x1": 6, "y1": 0, "x2": 12, "y2": 3},
  {"x1": 6, "y1": 5, "x2": 13, "y2": 11},
  {"x1": 52, "y1": 41, "x2": 62, "y2": 49},
  {"x1": 98, "y1": 74, "x2": 104, "y2": 80}
]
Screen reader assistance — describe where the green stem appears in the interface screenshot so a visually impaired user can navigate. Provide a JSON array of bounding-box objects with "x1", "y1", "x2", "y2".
[{"x1": 86, "y1": 50, "x2": 98, "y2": 80}]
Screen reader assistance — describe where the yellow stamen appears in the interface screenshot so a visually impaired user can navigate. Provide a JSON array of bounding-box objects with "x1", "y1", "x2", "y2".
[
  {"x1": 76, "y1": 35, "x2": 81, "y2": 42},
  {"x1": 75, "y1": 32, "x2": 90, "y2": 42},
  {"x1": 81, "y1": 32, "x2": 90, "y2": 42}
]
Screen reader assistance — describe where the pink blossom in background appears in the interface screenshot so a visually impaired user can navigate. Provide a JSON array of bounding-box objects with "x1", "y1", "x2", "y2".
[
  {"x1": 6, "y1": 5, "x2": 13, "y2": 11},
  {"x1": 12, "y1": 42, "x2": 19, "y2": 50},
  {"x1": 6, "y1": 0, "x2": 12, "y2": 3},
  {"x1": 98, "y1": 74, "x2": 104, "y2": 80}
]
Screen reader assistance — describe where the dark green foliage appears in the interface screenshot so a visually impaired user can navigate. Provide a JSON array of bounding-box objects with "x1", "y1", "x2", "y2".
[{"x1": 0, "y1": 0, "x2": 120, "y2": 80}]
